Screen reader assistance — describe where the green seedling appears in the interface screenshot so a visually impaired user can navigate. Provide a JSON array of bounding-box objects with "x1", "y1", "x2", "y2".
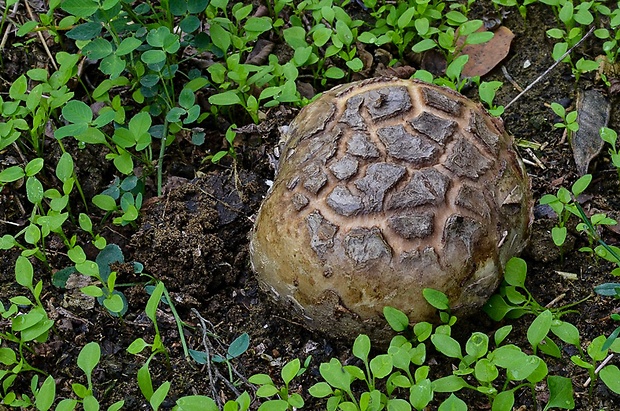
[
  {"x1": 484, "y1": 257, "x2": 586, "y2": 321},
  {"x1": 487, "y1": 256, "x2": 620, "y2": 399},
  {"x1": 212, "y1": 332, "x2": 250, "y2": 383},
  {"x1": 571, "y1": 57, "x2": 600, "y2": 83},
  {"x1": 53, "y1": 244, "x2": 130, "y2": 317},
  {"x1": 92, "y1": 175, "x2": 145, "y2": 227},
  {"x1": 542, "y1": 0, "x2": 604, "y2": 81},
  {"x1": 550, "y1": 102, "x2": 579, "y2": 136},
  {"x1": 0, "y1": 152, "x2": 88, "y2": 269},
  {"x1": 594, "y1": 6, "x2": 620, "y2": 64},
  {"x1": 265, "y1": 0, "x2": 294, "y2": 28},
  {"x1": 594, "y1": 283, "x2": 620, "y2": 351},
  {"x1": 322, "y1": 11, "x2": 365, "y2": 76},
  {"x1": 0, "y1": 256, "x2": 51, "y2": 402},
  {"x1": 78, "y1": 213, "x2": 108, "y2": 250},
  {"x1": 600, "y1": 126, "x2": 620, "y2": 182},
  {"x1": 569, "y1": 335, "x2": 620, "y2": 396},
  {"x1": 206, "y1": 0, "x2": 273, "y2": 54},
  {"x1": 361, "y1": 0, "x2": 466, "y2": 63},
  {"x1": 130, "y1": 279, "x2": 198, "y2": 409},
  {"x1": 127, "y1": 281, "x2": 172, "y2": 408},
  {"x1": 414, "y1": 18, "x2": 494, "y2": 65},
  {"x1": 2, "y1": 54, "x2": 77, "y2": 156},
  {"x1": 540, "y1": 173, "x2": 620, "y2": 267},
  {"x1": 0, "y1": 343, "x2": 124, "y2": 411},
  {"x1": 211, "y1": 124, "x2": 238, "y2": 164},
  {"x1": 144, "y1": 278, "x2": 191, "y2": 360},
  {"x1": 432, "y1": 55, "x2": 472, "y2": 92},
  {"x1": 430, "y1": 324, "x2": 569, "y2": 411},
  {"x1": 60, "y1": 342, "x2": 125, "y2": 410},
  {"x1": 491, "y1": 0, "x2": 538, "y2": 20},
  {"x1": 0, "y1": 158, "x2": 49, "y2": 263},
  {"x1": 282, "y1": 2, "x2": 364, "y2": 85},
  {"x1": 249, "y1": 357, "x2": 311, "y2": 410},
  {"x1": 172, "y1": 391, "x2": 251, "y2": 411},
  {"x1": 413, "y1": 27, "x2": 488, "y2": 93},
  {"x1": 539, "y1": 174, "x2": 591, "y2": 247},
  {"x1": 575, "y1": 211, "x2": 618, "y2": 256},
  {"x1": 308, "y1": 286, "x2": 573, "y2": 411},
  {"x1": 55, "y1": 0, "x2": 213, "y2": 196},
  {"x1": 478, "y1": 81, "x2": 505, "y2": 116}
]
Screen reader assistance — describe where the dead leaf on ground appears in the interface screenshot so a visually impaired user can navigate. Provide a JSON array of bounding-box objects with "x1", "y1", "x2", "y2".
[
  {"x1": 420, "y1": 49, "x2": 447, "y2": 75},
  {"x1": 571, "y1": 89, "x2": 610, "y2": 175},
  {"x1": 457, "y1": 26, "x2": 514, "y2": 78},
  {"x1": 245, "y1": 39, "x2": 275, "y2": 65}
]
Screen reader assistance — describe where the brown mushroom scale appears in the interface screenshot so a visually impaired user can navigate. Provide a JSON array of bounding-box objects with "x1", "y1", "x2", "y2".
[{"x1": 250, "y1": 78, "x2": 532, "y2": 342}]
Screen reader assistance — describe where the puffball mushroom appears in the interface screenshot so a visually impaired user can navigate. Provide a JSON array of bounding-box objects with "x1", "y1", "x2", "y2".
[{"x1": 250, "y1": 77, "x2": 532, "y2": 342}]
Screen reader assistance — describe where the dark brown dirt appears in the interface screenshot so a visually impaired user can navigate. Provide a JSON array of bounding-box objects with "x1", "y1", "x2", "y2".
[{"x1": 2, "y1": 1, "x2": 620, "y2": 410}]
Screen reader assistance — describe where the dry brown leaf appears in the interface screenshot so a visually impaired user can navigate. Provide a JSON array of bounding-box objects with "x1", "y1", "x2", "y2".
[
  {"x1": 457, "y1": 26, "x2": 515, "y2": 78},
  {"x1": 571, "y1": 89, "x2": 610, "y2": 175}
]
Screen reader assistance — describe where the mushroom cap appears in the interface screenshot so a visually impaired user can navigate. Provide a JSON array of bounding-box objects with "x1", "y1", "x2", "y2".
[{"x1": 250, "y1": 77, "x2": 532, "y2": 342}]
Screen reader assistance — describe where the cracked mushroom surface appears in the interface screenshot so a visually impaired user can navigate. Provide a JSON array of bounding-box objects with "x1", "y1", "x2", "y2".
[{"x1": 250, "y1": 77, "x2": 532, "y2": 342}]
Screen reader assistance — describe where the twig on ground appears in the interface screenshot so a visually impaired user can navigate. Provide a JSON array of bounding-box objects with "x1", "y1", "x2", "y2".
[
  {"x1": 23, "y1": 0, "x2": 58, "y2": 71},
  {"x1": 0, "y1": 219, "x2": 21, "y2": 226},
  {"x1": 502, "y1": 65, "x2": 524, "y2": 92},
  {"x1": 584, "y1": 353, "x2": 614, "y2": 387},
  {"x1": 504, "y1": 26, "x2": 595, "y2": 110},
  {"x1": 192, "y1": 308, "x2": 246, "y2": 406},
  {"x1": 545, "y1": 293, "x2": 566, "y2": 308},
  {"x1": 525, "y1": 148, "x2": 546, "y2": 169},
  {"x1": 0, "y1": 0, "x2": 19, "y2": 49}
]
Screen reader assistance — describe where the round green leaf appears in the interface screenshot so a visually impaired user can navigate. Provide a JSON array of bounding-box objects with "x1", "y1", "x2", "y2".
[
  {"x1": 319, "y1": 358, "x2": 351, "y2": 391},
  {"x1": 527, "y1": 310, "x2": 552, "y2": 349},
  {"x1": 438, "y1": 394, "x2": 467, "y2": 411},
  {"x1": 384, "y1": 306, "x2": 409, "y2": 332},
  {"x1": 244, "y1": 16, "x2": 272, "y2": 33},
  {"x1": 175, "y1": 396, "x2": 218, "y2": 411},
  {"x1": 600, "y1": 365, "x2": 620, "y2": 394},
  {"x1": 352, "y1": 334, "x2": 371, "y2": 361},
  {"x1": 83, "y1": 38, "x2": 113, "y2": 59},
  {"x1": 0, "y1": 165, "x2": 25, "y2": 183},
  {"x1": 81, "y1": 285, "x2": 104, "y2": 297},
  {"x1": 92, "y1": 194, "x2": 117, "y2": 211},
  {"x1": 281, "y1": 358, "x2": 300, "y2": 384},
  {"x1": 103, "y1": 293, "x2": 125, "y2": 313},
  {"x1": 169, "y1": 0, "x2": 187, "y2": 15},
  {"x1": 66, "y1": 22, "x2": 102, "y2": 40},
  {"x1": 63, "y1": 100, "x2": 93, "y2": 124},
  {"x1": 100, "y1": 54, "x2": 127, "y2": 78},
  {"x1": 431, "y1": 334, "x2": 462, "y2": 359},
  {"x1": 78, "y1": 341, "x2": 101, "y2": 376},
  {"x1": 180, "y1": 15, "x2": 200, "y2": 33},
  {"x1": 209, "y1": 91, "x2": 241, "y2": 106},
  {"x1": 474, "y1": 358, "x2": 499, "y2": 382},
  {"x1": 422, "y1": 288, "x2": 449, "y2": 310},
  {"x1": 412, "y1": 38, "x2": 437, "y2": 53},
  {"x1": 504, "y1": 257, "x2": 527, "y2": 287},
  {"x1": 61, "y1": 0, "x2": 99, "y2": 18},
  {"x1": 324, "y1": 66, "x2": 345, "y2": 79},
  {"x1": 308, "y1": 382, "x2": 333, "y2": 398},
  {"x1": 56, "y1": 152, "x2": 74, "y2": 183},
  {"x1": 26, "y1": 176, "x2": 44, "y2": 204},
  {"x1": 116, "y1": 37, "x2": 142, "y2": 56},
  {"x1": 141, "y1": 49, "x2": 166, "y2": 65}
]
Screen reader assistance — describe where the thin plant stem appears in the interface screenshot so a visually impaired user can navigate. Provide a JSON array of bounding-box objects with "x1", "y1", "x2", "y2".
[{"x1": 157, "y1": 120, "x2": 169, "y2": 196}]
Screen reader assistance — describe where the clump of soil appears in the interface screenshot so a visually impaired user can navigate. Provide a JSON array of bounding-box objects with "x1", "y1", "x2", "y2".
[{"x1": 131, "y1": 171, "x2": 265, "y2": 299}]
